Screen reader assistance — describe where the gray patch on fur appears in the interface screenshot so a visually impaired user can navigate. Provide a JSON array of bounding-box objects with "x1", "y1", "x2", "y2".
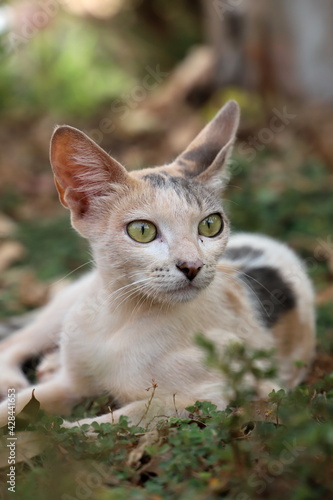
[
  {"x1": 142, "y1": 173, "x2": 167, "y2": 188},
  {"x1": 176, "y1": 159, "x2": 188, "y2": 168},
  {"x1": 224, "y1": 246, "x2": 263, "y2": 261},
  {"x1": 142, "y1": 173, "x2": 205, "y2": 208},
  {"x1": 239, "y1": 266, "x2": 296, "y2": 328}
]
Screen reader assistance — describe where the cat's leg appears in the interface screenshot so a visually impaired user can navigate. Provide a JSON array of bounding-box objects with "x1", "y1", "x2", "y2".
[
  {"x1": 63, "y1": 394, "x2": 200, "y2": 430},
  {"x1": 0, "y1": 370, "x2": 81, "y2": 427},
  {"x1": 0, "y1": 317, "x2": 61, "y2": 398},
  {"x1": 64, "y1": 378, "x2": 234, "y2": 430},
  {"x1": 0, "y1": 274, "x2": 92, "y2": 398}
]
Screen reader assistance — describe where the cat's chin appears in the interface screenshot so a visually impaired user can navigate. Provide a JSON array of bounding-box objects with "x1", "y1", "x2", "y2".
[{"x1": 160, "y1": 284, "x2": 203, "y2": 304}]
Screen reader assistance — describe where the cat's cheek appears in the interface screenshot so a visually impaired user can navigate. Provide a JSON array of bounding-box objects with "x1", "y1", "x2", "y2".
[
  {"x1": 130, "y1": 241, "x2": 170, "y2": 275},
  {"x1": 198, "y1": 239, "x2": 228, "y2": 267}
]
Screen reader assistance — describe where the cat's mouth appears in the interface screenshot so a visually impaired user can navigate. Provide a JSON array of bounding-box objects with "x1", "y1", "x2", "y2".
[
  {"x1": 163, "y1": 281, "x2": 204, "y2": 303},
  {"x1": 141, "y1": 275, "x2": 213, "y2": 304}
]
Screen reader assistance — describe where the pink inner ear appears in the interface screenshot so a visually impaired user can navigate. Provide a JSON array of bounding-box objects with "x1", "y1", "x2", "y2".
[
  {"x1": 65, "y1": 187, "x2": 90, "y2": 216},
  {"x1": 51, "y1": 143, "x2": 91, "y2": 214},
  {"x1": 50, "y1": 125, "x2": 133, "y2": 216},
  {"x1": 54, "y1": 174, "x2": 90, "y2": 216}
]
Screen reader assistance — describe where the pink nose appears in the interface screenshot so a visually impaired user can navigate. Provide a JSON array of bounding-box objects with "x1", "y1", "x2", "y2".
[{"x1": 176, "y1": 260, "x2": 203, "y2": 281}]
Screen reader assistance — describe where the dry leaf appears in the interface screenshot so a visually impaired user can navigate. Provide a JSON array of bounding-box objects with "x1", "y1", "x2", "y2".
[
  {"x1": 0, "y1": 214, "x2": 17, "y2": 239},
  {"x1": 127, "y1": 429, "x2": 160, "y2": 469},
  {"x1": 316, "y1": 286, "x2": 333, "y2": 305},
  {"x1": 15, "y1": 390, "x2": 41, "y2": 430},
  {"x1": 0, "y1": 241, "x2": 25, "y2": 272},
  {"x1": 0, "y1": 431, "x2": 48, "y2": 468},
  {"x1": 18, "y1": 270, "x2": 48, "y2": 307},
  {"x1": 126, "y1": 427, "x2": 171, "y2": 482},
  {"x1": 304, "y1": 352, "x2": 333, "y2": 385}
]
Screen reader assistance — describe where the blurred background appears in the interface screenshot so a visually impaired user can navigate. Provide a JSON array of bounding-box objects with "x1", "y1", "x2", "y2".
[{"x1": 0, "y1": 0, "x2": 332, "y2": 375}]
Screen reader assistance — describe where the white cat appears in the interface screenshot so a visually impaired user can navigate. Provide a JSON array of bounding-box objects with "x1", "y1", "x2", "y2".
[{"x1": 0, "y1": 101, "x2": 315, "y2": 428}]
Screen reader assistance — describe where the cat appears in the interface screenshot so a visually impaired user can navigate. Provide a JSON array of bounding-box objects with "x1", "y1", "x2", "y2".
[{"x1": 0, "y1": 100, "x2": 315, "y2": 428}]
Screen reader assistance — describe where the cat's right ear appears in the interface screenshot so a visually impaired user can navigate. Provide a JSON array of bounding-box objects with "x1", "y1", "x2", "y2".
[{"x1": 50, "y1": 125, "x2": 134, "y2": 218}]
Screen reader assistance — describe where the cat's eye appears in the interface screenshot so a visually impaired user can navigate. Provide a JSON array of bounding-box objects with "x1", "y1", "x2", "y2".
[
  {"x1": 198, "y1": 213, "x2": 223, "y2": 238},
  {"x1": 127, "y1": 220, "x2": 157, "y2": 243}
]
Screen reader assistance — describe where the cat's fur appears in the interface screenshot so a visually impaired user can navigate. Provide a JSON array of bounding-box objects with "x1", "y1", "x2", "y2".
[{"x1": 0, "y1": 101, "x2": 315, "y2": 427}]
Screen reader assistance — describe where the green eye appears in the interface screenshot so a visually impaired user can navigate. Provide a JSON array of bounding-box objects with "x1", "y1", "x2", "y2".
[
  {"x1": 198, "y1": 213, "x2": 223, "y2": 237},
  {"x1": 127, "y1": 220, "x2": 157, "y2": 243}
]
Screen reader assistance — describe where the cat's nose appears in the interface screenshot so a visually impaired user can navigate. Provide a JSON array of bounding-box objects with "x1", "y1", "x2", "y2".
[{"x1": 176, "y1": 260, "x2": 203, "y2": 281}]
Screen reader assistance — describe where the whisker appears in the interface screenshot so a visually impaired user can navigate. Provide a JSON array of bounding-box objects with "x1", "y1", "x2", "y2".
[
  {"x1": 113, "y1": 284, "x2": 150, "y2": 312},
  {"x1": 129, "y1": 282, "x2": 156, "y2": 320},
  {"x1": 217, "y1": 261, "x2": 284, "y2": 304},
  {"x1": 214, "y1": 272, "x2": 269, "y2": 318},
  {"x1": 96, "y1": 277, "x2": 152, "y2": 313},
  {"x1": 49, "y1": 259, "x2": 95, "y2": 287}
]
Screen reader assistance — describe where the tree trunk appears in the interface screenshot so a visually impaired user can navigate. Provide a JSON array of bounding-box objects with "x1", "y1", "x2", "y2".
[{"x1": 202, "y1": 0, "x2": 333, "y2": 102}]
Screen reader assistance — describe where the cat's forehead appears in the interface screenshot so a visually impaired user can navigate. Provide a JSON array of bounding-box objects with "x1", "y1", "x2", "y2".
[
  {"x1": 141, "y1": 172, "x2": 204, "y2": 209},
  {"x1": 129, "y1": 168, "x2": 222, "y2": 213}
]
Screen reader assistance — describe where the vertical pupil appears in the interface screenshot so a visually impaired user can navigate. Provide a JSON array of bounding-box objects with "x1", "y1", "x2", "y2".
[
  {"x1": 207, "y1": 219, "x2": 211, "y2": 229},
  {"x1": 141, "y1": 224, "x2": 145, "y2": 235}
]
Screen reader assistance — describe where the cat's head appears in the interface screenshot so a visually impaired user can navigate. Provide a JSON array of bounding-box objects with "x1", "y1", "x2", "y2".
[{"x1": 50, "y1": 101, "x2": 240, "y2": 305}]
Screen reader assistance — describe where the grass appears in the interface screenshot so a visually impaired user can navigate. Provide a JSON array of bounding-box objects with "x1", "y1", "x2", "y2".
[
  {"x1": 1, "y1": 345, "x2": 333, "y2": 500},
  {"x1": 16, "y1": 217, "x2": 89, "y2": 282},
  {"x1": 0, "y1": 14, "x2": 134, "y2": 119}
]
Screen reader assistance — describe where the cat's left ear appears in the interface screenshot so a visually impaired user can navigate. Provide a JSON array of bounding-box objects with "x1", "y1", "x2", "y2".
[{"x1": 175, "y1": 100, "x2": 240, "y2": 190}]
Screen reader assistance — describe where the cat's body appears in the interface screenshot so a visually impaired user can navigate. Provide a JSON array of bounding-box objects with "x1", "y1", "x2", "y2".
[{"x1": 0, "y1": 101, "x2": 315, "y2": 427}]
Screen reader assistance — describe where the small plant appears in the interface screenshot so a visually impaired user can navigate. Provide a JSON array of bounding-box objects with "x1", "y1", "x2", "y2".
[{"x1": 1, "y1": 338, "x2": 332, "y2": 500}]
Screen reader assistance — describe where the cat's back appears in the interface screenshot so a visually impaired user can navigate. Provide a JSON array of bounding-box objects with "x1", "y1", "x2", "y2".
[{"x1": 220, "y1": 233, "x2": 315, "y2": 387}]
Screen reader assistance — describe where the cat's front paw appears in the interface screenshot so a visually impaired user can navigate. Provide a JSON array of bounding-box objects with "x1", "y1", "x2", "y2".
[
  {"x1": 0, "y1": 364, "x2": 29, "y2": 400},
  {"x1": 60, "y1": 418, "x2": 99, "y2": 438},
  {"x1": 36, "y1": 350, "x2": 61, "y2": 383}
]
